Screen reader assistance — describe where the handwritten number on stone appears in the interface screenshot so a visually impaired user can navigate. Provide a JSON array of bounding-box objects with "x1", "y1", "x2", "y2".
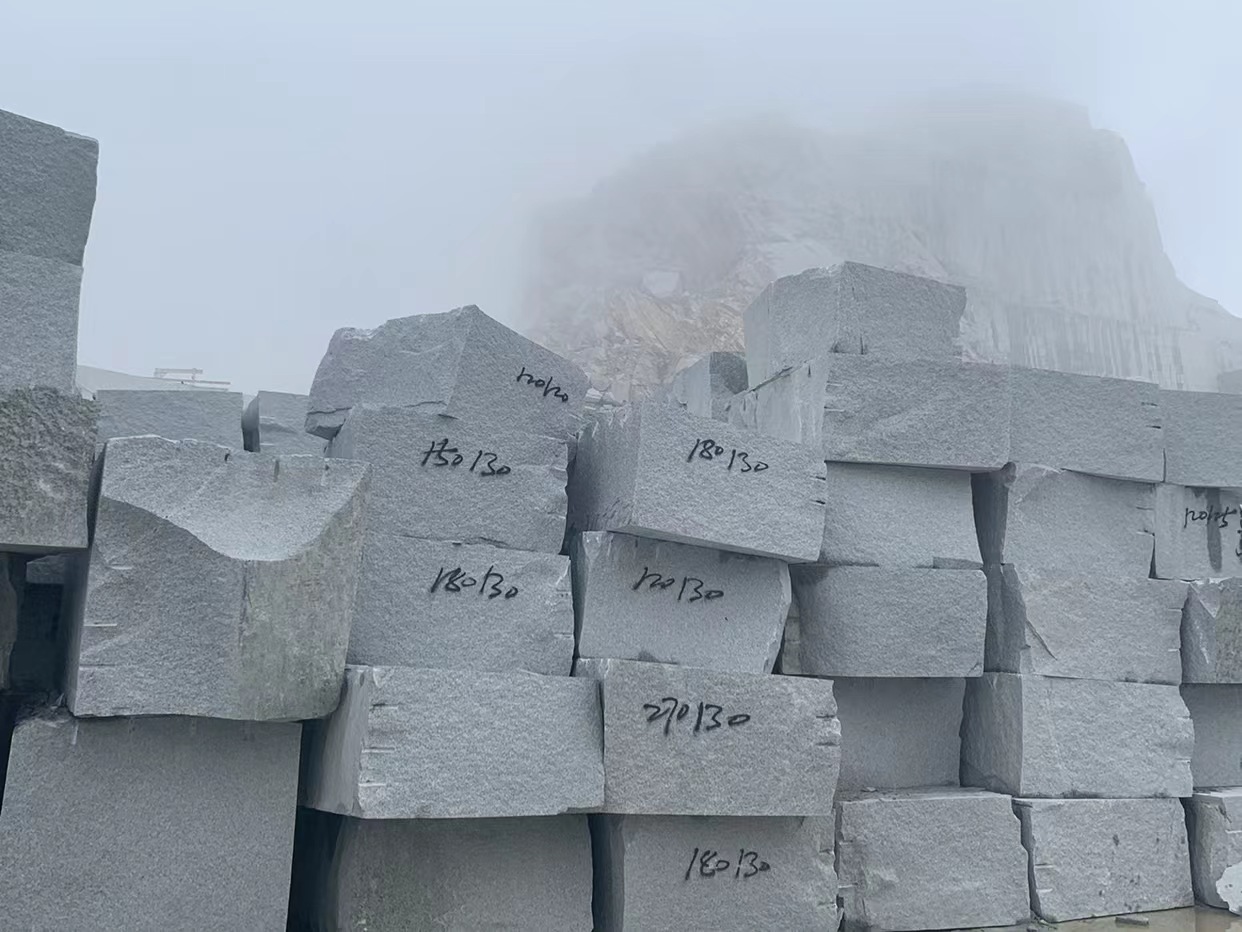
[{"x1": 688, "y1": 439, "x2": 768, "y2": 472}]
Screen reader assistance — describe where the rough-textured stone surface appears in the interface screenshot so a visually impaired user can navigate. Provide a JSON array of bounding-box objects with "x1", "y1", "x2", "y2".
[
  {"x1": 0, "y1": 553, "x2": 19, "y2": 689},
  {"x1": 0, "y1": 387, "x2": 96, "y2": 552},
  {"x1": 241, "y1": 390, "x2": 325, "y2": 455},
  {"x1": 657, "y1": 351, "x2": 748, "y2": 421},
  {"x1": 985, "y1": 564, "x2": 1185, "y2": 683},
  {"x1": 302, "y1": 664, "x2": 604, "y2": 818},
  {"x1": 1161, "y1": 388, "x2": 1242, "y2": 487},
  {"x1": 1182, "y1": 684, "x2": 1242, "y2": 788},
  {"x1": 569, "y1": 402, "x2": 826, "y2": 562},
  {"x1": 94, "y1": 388, "x2": 243, "y2": 446},
  {"x1": 291, "y1": 812, "x2": 593, "y2": 932},
  {"x1": 591, "y1": 814, "x2": 836, "y2": 932},
  {"x1": 834, "y1": 677, "x2": 964, "y2": 792},
  {"x1": 330, "y1": 404, "x2": 567, "y2": 554},
  {"x1": 0, "y1": 711, "x2": 300, "y2": 932},
  {"x1": 574, "y1": 658, "x2": 839, "y2": 815},
  {"x1": 741, "y1": 263, "x2": 967, "y2": 386},
  {"x1": 732, "y1": 355, "x2": 1009, "y2": 470},
  {"x1": 836, "y1": 789, "x2": 1029, "y2": 932},
  {"x1": 66, "y1": 436, "x2": 370, "y2": 721},
  {"x1": 1008, "y1": 367, "x2": 1163, "y2": 481},
  {"x1": 962, "y1": 673, "x2": 1193, "y2": 797},
  {"x1": 572, "y1": 531, "x2": 789, "y2": 673},
  {"x1": 0, "y1": 251, "x2": 82, "y2": 391},
  {"x1": 792, "y1": 566, "x2": 985, "y2": 677},
  {"x1": 1187, "y1": 789, "x2": 1242, "y2": 910},
  {"x1": 307, "y1": 304, "x2": 589, "y2": 440},
  {"x1": 1015, "y1": 797, "x2": 1193, "y2": 921},
  {"x1": 1184, "y1": 578, "x2": 1242, "y2": 683},
  {"x1": 349, "y1": 532, "x2": 574, "y2": 673},
  {"x1": 1154, "y1": 484, "x2": 1242, "y2": 580},
  {"x1": 974, "y1": 463, "x2": 1155, "y2": 577}
]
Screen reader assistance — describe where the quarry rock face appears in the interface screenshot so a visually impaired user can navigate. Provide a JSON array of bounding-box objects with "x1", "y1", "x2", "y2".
[
  {"x1": 1187, "y1": 789, "x2": 1242, "y2": 910},
  {"x1": 94, "y1": 388, "x2": 244, "y2": 447},
  {"x1": 1183, "y1": 578, "x2": 1242, "y2": 683},
  {"x1": 1154, "y1": 484, "x2": 1242, "y2": 580}
]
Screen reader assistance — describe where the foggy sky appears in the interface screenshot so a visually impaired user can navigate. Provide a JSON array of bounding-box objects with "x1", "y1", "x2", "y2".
[{"x1": 3, "y1": 0, "x2": 1239, "y2": 394}]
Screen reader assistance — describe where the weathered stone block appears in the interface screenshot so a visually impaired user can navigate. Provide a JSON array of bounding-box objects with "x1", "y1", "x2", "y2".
[
  {"x1": 0, "y1": 387, "x2": 96, "y2": 552},
  {"x1": 1015, "y1": 797, "x2": 1193, "y2": 921},
  {"x1": 836, "y1": 789, "x2": 1029, "y2": 932},
  {"x1": 572, "y1": 531, "x2": 788, "y2": 673},
  {"x1": 658, "y1": 351, "x2": 748, "y2": 421},
  {"x1": 569, "y1": 402, "x2": 826, "y2": 562},
  {"x1": 1161, "y1": 388, "x2": 1242, "y2": 487},
  {"x1": 1184, "y1": 578, "x2": 1242, "y2": 683},
  {"x1": 66, "y1": 436, "x2": 370, "y2": 721},
  {"x1": 962, "y1": 673, "x2": 1193, "y2": 797},
  {"x1": 974, "y1": 463, "x2": 1155, "y2": 577},
  {"x1": 573, "y1": 658, "x2": 839, "y2": 815},
  {"x1": 591, "y1": 814, "x2": 836, "y2": 931},
  {"x1": 330, "y1": 404, "x2": 567, "y2": 554},
  {"x1": 791, "y1": 566, "x2": 985, "y2": 677},
  {"x1": 241, "y1": 390, "x2": 325, "y2": 455},
  {"x1": 1187, "y1": 789, "x2": 1242, "y2": 910},
  {"x1": 94, "y1": 388, "x2": 243, "y2": 447},
  {"x1": 1182, "y1": 684, "x2": 1242, "y2": 787},
  {"x1": 307, "y1": 304, "x2": 588, "y2": 440},
  {"x1": 302, "y1": 665, "x2": 604, "y2": 818},
  {"x1": 349, "y1": 532, "x2": 573, "y2": 674},
  {"x1": 741, "y1": 262, "x2": 967, "y2": 386},
  {"x1": 1154, "y1": 484, "x2": 1242, "y2": 580},
  {"x1": 985, "y1": 564, "x2": 1185, "y2": 683},
  {"x1": 0, "y1": 712, "x2": 300, "y2": 932},
  {"x1": 0, "y1": 250, "x2": 81, "y2": 391}
]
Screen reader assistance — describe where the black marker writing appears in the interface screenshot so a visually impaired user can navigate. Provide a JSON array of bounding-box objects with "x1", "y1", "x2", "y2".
[{"x1": 631, "y1": 566, "x2": 724, "y2": 602}]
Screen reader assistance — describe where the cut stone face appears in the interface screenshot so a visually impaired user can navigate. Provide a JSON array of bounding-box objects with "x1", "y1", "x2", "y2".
[
  {"x1": 741, "y1": 262, "x2": 967, "y2": 387},
  {"x1": 349, "y1": 532, "x2": 574, "y2": 674},
  {"x1": 836, "y1": 789, "x2": 1029, "y2": 932},
  {"x1": 659, "y1": 351, "x2": 748, "y2": 421},
  {"x1": 1154, "y1": 484, "x2": 1242, "y2": 580},
  {"x1": 1015, "y1": 797, "x2": 1193, "y2": 922},
  {"x1": 568, "y1": 402, "x2": 826, "y2": 562},
  {"x1": 591, "y1": 814, "x2": 837, "y2": 932},
  {"x1": 962, "y1": 672, "x2": 1193, "y2": 798},
  {"x1": 0, "y1": 251, "x2": 82, "y2": 391},
  {"x1": 306, "y1": 304, "x2": 589, "y2": 440},
  {"x1": 241, "y1": 390, "x2": 325, "y2": 455},
  {"x1": 1008, "y1": 367, "x2": 1163, "y2": 482},
  {"x1": 820, "y1": 463, "x2": 979, "y2": 567},
  {"x1": 0, "y1": 387, "x2": 96, "y2": 552},
  {"x1": 791, "y1": 566, "x2": 985, "y2": 677},
  {"x1": 1187, "y1": 789, "x2": 1242, "y2": 910},
  {"x1": 301, "y1": 665, "x2": 604, "y2": 819},
  {"x1": 974, "y1": 463, "x2": 1155, "y2": 577},
  {"x1": 7, "y1": 574, "x2": 63, "y2": 694},
  {"x1": 1161, "y1": 389, "x2": 1242, "y2": 488},
  {"x1": 573, "y1": 658, "x2": 839, "y2": 815},
  {"x1": 291, "y1": 812, "x2": 593, "y2": 932},
  {"x1": 330, "y1": 404, "x2": 567, "y2": 554},
  {"x1": 1183, "y1": 579, "x2": 1242, "y2": 683},
  {"x1": 985, "y1": 565, "x2": 1185, "y2": 683},
  {"x1": 65, "y1": 436, "x2": 370, "y2": 721},
  {"x1": 0, "y1": 712, "x2": 300, "y2": 932},
  {"x1": 94, "y1": 388, "x2": 243, "y2": 447},
  {"x1": 572, "y1": 531, "x2": 789, "y2": 673},
  {"x1": 834, "y1": 677, "x2": 964, "y2": 792},
  {"x1": 1182, "y1": 684, "x2": 1242, "y2": 787}
]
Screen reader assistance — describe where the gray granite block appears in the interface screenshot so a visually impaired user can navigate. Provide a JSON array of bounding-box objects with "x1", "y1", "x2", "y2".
[
  {"x1": 330, "y1": 404, "x2": 567, "y2": 554},
  {"x1": 791, "y1": 565, "x2": 985, "y2": 677},
  {"x1": 294, "y1": 813, "x2": 593, "y2": 932},
  {"x1": 657, "y1": 351, "x2": 748, "y2": 421},
  {"x1": 0, "y1": 711, "x2": 300, "y2": 932},
  {"x1": 572, "y1": 531, "x2": 789, "y2": 673},
  {"x1": 242, "y1": 390, "x2": 325, "y2": 455},
  {"x1": 834, "y1": 677, "x2": 964, "y2": 792},
  {"x1": 0, "y1": 387, "x2": 96, "y2": 552},
  {"x1": 1154, "y1": 484, "x2": 1242, "y2": 580},
  {"x1": 974, "y1": 463, "x2": 1155, "y2": 577},
  {"x1": 1161, "y1": 388, "x2": 1242, "y2": 487},
  {"x1": 0, "y1": 250, "x2": 82, "y2": 391},
  {"x1": 1008, "y1": 367, "x2": 1163, "y2": 481},
  {"x1": 1187, "y1": 789, "x2": 1242, "y2": 909},
  {"x1": 349, "y1": 532, "x2": 574, "y2": 673},
  {"x1": 985, "y1": 565, "x2": 1185, "y2": 683},
  {"x1": 820, "y1": 463, "x2": 980, "y2": 567},
  {"x1": 66, "y1": 436, "x2": 370, "y2": 721},
  {"x1": 1184, "y1": 578, "x2": 1242, "y2": 683},
  {"x1": 7, "y1": 577, "x2": 63, "y2": 694},
  {"x1": 0, "y1": 553, "x2": 18, "y2": 689},
  {"x1": 568, "y1": 402, "x2": 826, "y2": 562},
  {"x1": 0, "y1": 108, "x2": 98, "y2": 264},
  {"x1": 302, "y1": 665, "x2": 604, "y2": 818},
  {"x1": 573, "y1": 658, "x2": 839, "y2": 815},
  {"x1": 591, "y1": 814, "x2": 836, "y2": 932},
  {"x1": 24, "y1": 554, "x2": 64, "y2": 584},
  {"x1": 741, "y1": 262, "x2": 967, "y2": 386},
  {"x1": 1015, "y1": 797, "x2": 1193, "y2": 921},
  {"x1": 962, "y1": 673, "x2": 1193, "y2": 797},
  {"x1": 307, "y1": 304, "x2": 588, "y2": 440},
  {"x1": 1182, "y1": 684, "x2": 1242, "y2": 787},
  {"x1": 836, "y1": 789, "x2": 1029, "y2": 932},
  {"x1": 94, "y1": 388, "x2": 243, "y2": 446}
]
